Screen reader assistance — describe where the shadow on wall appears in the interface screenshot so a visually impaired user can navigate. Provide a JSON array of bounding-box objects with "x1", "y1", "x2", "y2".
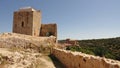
[
  {"x1": 52, "y1": 48, "x2": 120, "y2": 68},
  {"x1": 49, "y1": 54, "x2": 65, "y2": 68},
  {"x1": 40, "y1": 24, "x2": 57, "y2": 38}
]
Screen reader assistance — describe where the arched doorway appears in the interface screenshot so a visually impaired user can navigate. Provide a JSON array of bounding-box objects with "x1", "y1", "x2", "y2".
[{"x1": 46, "y1": 32, "x2": 53, "y2": 36}]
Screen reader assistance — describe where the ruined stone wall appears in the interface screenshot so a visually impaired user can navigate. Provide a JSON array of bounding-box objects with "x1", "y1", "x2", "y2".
[
  {"x1": 0, "y1": 33, "x2": 56, "y2": 49},
  {"x1": 13, "y1": 8, "x2": 57, "y2": 38},
  {"x1": 40, "y1": 24, "x2": 57, "y2": 38},
  {"x1": 13, "y1": 9, "x2": 41, "y2": 36},
  {"x1": 13, "y1": 11, "x2": 33, "y2": 35},
  {"x1": 32, "y1": 11, "x2": 41, "y2": 36},
  {"x1": 52, "y1": 48, "x2": 120, "y2": 68}
]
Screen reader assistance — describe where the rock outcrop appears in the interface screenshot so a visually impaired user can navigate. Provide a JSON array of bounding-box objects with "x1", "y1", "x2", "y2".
[
  {"x1": 0, "y1": 48, "x2": 56, "y2": 68},
  {"x1": 0, "y1": 33, "x2": 56, "y2": 51},
  {"x1": 0, "y1": 33, "x2": 57, "y2": 68}
]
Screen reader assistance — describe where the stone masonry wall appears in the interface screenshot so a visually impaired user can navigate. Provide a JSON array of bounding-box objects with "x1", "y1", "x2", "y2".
[
  {"x1": 13, "y1": 9, "x2": 41, "y2": 36},
  {"x1": 40, "y1": 24, "x2": 57, "y2": 38},
  {"x1": 32, "y1": 11, "x2": 41, "y2": 36},
  {"x1": 52, "y1": 48, "x2": 120, "y2": 68},
  {"x1": 13, "y1": 11, "x2": 33, "y2": 35}
]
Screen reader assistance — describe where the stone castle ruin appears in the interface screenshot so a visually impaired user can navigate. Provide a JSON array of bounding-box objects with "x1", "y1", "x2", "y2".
[
  {"x1": 2, "y1": 7, "x2": 118, "y2": 68},
  {"x1": 13, "y1": 7, "x2": 57, "y2": 38}
]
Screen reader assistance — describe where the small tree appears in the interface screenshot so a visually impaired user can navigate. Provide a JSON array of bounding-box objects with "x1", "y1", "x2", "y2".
[{"x1": 94, "y1": 46, "x2": 107, "y2": 57}]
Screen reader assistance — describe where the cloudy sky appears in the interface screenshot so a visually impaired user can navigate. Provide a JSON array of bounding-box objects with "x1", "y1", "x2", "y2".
[{"x1": 0, "y1": 0, "x2": 120, "y2": 40}]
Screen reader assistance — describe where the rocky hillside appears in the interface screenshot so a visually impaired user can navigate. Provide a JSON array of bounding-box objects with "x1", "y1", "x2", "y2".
[
  {"x1": 0, "y1": 33, "x2": 60, "y2": 68},
  {"x1": 0, "y1": 48, "x2": 56, "y2": 68},
  {"x1": 78, "y1": 38, "x2": 120, "y2": 60},
  {"x1": 59, "y1": 37, "x2": 120, "y2": 60}
]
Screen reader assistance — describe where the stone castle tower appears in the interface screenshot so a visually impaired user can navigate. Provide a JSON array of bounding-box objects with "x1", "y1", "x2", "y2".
[{"x1": 13, "y1": 7, "x2": 57, "y2": 38}]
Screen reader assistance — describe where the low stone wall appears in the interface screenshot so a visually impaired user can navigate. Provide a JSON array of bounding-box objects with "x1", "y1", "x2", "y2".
[
  {"x1": 0, "y1": 33, "x2": 56, "y2": 49},
  {"x1": 52, "y1": 48, "x2": 120, "y2": 68}
]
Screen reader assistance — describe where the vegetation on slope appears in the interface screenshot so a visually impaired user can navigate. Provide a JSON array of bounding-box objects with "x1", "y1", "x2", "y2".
[{"x1": 59, "y1": 37, "x2": 120, "y2": 61}]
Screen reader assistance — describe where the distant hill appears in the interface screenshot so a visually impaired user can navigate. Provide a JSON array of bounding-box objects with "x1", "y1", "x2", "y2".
[{"x1": 59, "y1": 37, "x2": 120, "y2": 61}]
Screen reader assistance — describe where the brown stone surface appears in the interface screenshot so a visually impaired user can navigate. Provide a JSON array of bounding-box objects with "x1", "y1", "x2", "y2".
[
  {"x1": 40, "y1": 24, "x2": 57, "y2": 38},
  {"x1": 52, "y1": 48, "x2": 120, "y2": 68},
  {"x1": 13, "y1": 8, "x2": 41, "y2": 36},
  {"x1": 13, "y1": 7, "x2": 57, "y2": 38},
  {"x1": 0, "y1": 33, "x2": 56, "y2": 48}
]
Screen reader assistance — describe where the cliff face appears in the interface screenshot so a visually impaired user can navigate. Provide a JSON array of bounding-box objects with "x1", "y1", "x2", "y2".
[{"x1": 52, "y1": 48, "x2": 120, "y2": 68}]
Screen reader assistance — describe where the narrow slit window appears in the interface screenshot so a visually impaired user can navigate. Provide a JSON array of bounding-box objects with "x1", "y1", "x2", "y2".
[{"x1": 21, "y1": 21, "x2": 24, "y2": 27}]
